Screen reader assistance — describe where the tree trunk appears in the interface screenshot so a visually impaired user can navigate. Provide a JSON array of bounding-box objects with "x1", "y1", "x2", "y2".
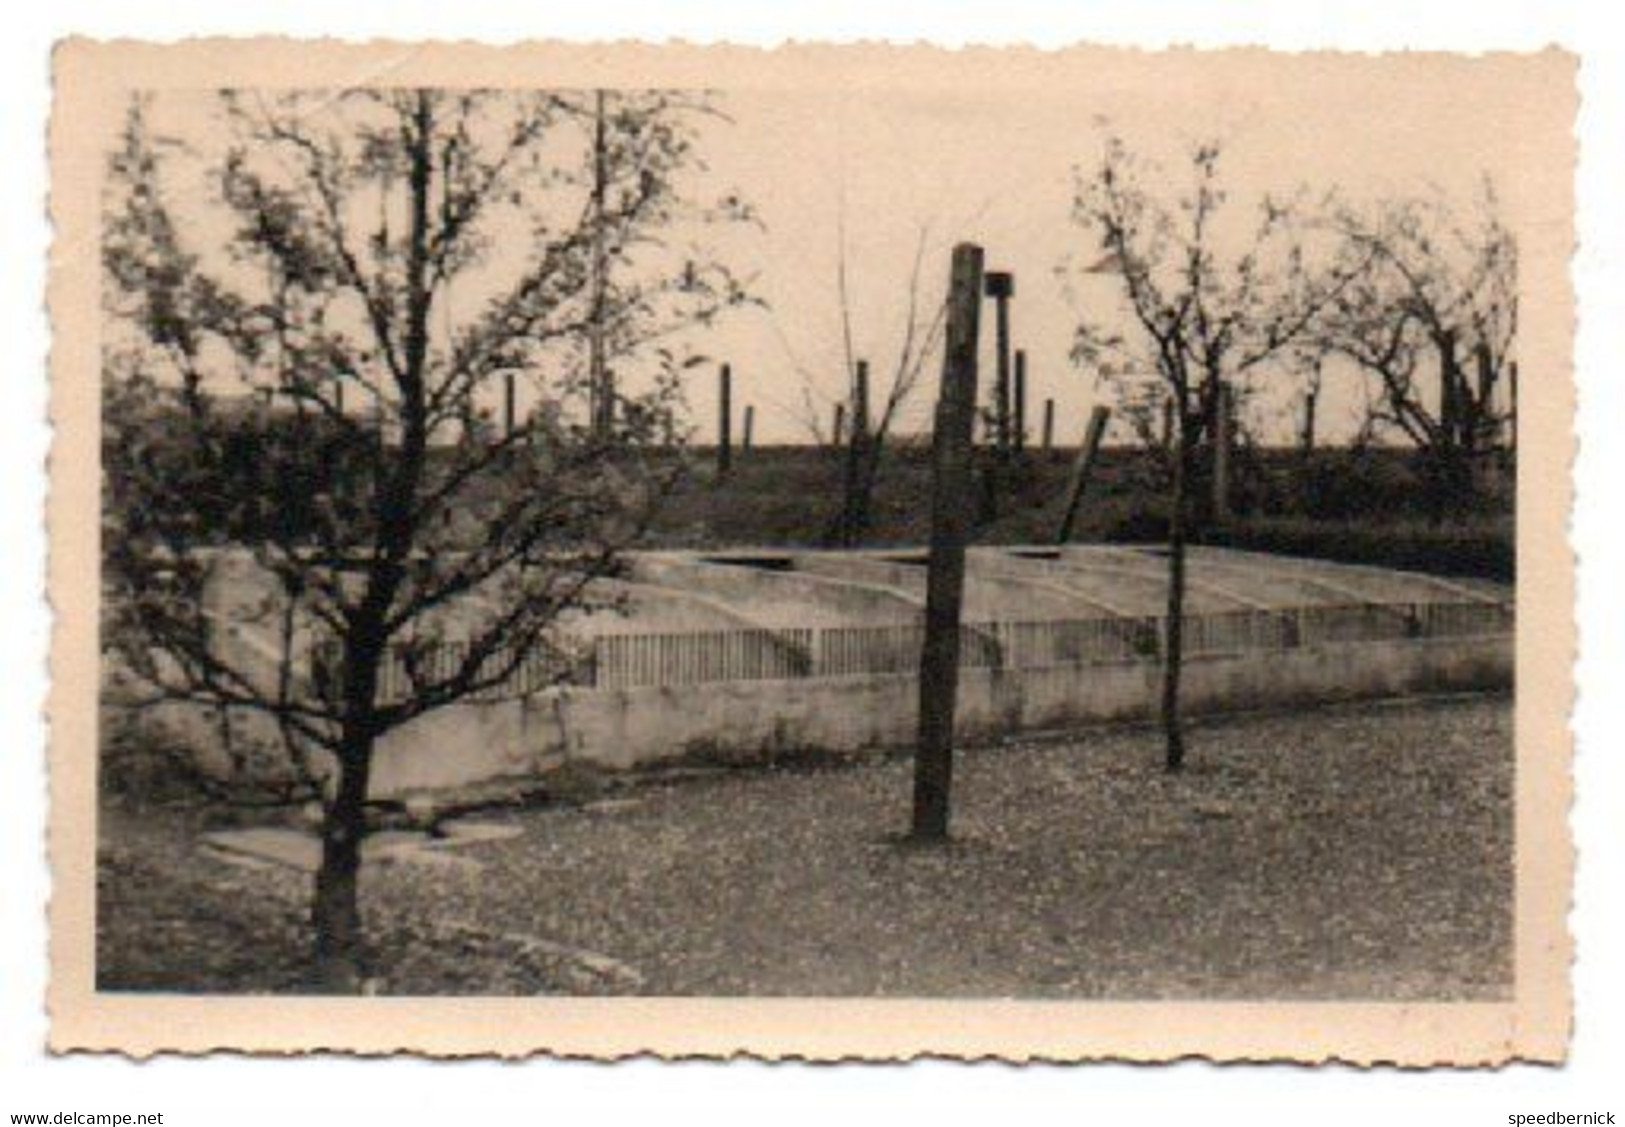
[
  {"x1": 312, "y1": 724, "x2": 373, "y2": 992},
  {"x1": 1162, "y1": 414, "x2": 1188, "y2": 774},
  {"x1": 308, "y1": 92, "x2": 426, "y2": 991},
  {"x1": 1298, "y1": 388, "x2": 1318, "y2": 513},
  {"x1": 1428, "y1": 329, "x2": 1471, "y2": 520}
]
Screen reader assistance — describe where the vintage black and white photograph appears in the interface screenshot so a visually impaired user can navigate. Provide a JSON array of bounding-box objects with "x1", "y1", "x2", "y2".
[{"x1": 48, "y1": 40, "x2": 1573, "y2": 1059}]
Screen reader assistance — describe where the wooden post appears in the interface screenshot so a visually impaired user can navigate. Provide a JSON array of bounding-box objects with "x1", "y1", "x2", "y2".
[
  {"x1": 1161, "y1": 397, "x2": 1175, "y2": 450},
  {"x1": 1042, "y1": 398, "x2": 1055, "y2": 453},
  {"x1": 1013, "y1": 349, "x2": 1028, "y2": 455},
  {"x1": 983, "y1": 272, "x2": 1014, "y2": 459},
  {"x1": 837, "y1": 359, "x2": 872, "y2": 546},
  {"x1": 717, "y1": 363, "x2": 732, "y2": 477},
  {"x1": 1053, "y1": 405, "x2": 1111, "y2": 545},
  {"x1": 1300, "y1": 387, "x2": 1317, "y2": 455},
  {"x1": 503, "y1": 371, "x2": 516, "y2": 439},
  {"x1": 853, "y1": 359, "x2": 871, "y2": 442},
  {"x1": 832, "y1": 402, "x2": 846, "y2": 447},
  {"x1": 1212, "y1": 382, "x2": 1232, "y2": 526},
  {"x1": 334, "y1": 379, "x2": 345, "y2": 418},
  {"x1": 742, "y1": 405, "x2": 755, "y2": 452},
  {"x1": 913, "y1": 243, "x2": 984, "y2": 843}
]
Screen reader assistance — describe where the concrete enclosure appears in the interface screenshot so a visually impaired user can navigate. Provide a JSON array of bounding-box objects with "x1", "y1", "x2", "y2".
[
  {"x1": 147, "y1": 545, "x2": 1513, "y2": 797},
  {"x1": 367, "y1": 635, "x2": 1510, "y2": 794}
]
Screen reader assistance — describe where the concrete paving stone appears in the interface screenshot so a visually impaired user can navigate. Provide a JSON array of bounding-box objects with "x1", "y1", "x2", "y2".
[
  {"x1": 435, "y1": 819, "x2": 527, "y2": 845},
  {"x1": 200, "y1": 826, "x2": 486, "y2": 873}
]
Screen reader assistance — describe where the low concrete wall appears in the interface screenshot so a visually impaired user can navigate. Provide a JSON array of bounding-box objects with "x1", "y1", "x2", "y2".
[{"x1": 365, "y1": 634, "x2": 1511, "y2": 796}]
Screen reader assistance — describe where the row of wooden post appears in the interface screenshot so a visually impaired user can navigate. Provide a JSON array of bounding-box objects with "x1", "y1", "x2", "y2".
[{"x1": 709, "y1": 360, "x2": 1071, "y2": 478}]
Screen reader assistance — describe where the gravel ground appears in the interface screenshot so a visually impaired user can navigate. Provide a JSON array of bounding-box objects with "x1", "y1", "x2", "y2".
[{"x1": 98, "y1": 694, "x2": 1513, "y2": 999}]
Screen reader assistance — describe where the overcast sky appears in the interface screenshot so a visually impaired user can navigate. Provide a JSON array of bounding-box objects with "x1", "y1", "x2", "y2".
[
  {"x1": 130, "y1": 52, "x2": 1560, "y2": 446},
  {"x1": 687, "y1": 54, "x2": 1559, "y2": 446}
]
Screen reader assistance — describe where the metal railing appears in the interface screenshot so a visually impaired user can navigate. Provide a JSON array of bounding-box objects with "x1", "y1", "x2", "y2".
[
  {"x1": 590, "y1": 627, "x2": 815, "y2": 689},
  {"x1": 344, "y1": 598, "x2": 1511, "y2": 702}
]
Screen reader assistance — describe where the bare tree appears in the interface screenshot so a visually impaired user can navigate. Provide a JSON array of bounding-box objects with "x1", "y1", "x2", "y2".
[
  {"x1": 1068, "y1": 135, "x2": 1361, "y2": 771},
  {"x1": 101, "y1": 89, "x2": 750, "y2": 989},
  {"x1": 1314, "y1": 183, "x2": 1517, "y2": 515},
  {"x1": 779, "y1": 223, "x2": 948, "y2": 546},
  {"x1": 832, "y1": 228, "x2": 948, "y2": 546}
]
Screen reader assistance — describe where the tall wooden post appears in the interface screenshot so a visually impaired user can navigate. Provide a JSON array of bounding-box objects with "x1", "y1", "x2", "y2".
[
  {"x1": 742, "y1": 405, "x2": 755, "y2": 452},
  {"x1": 1013, "y1": 349, "x2": 1028, "y2": 455},
  {"x1": 503, "y1": 371, "x2": 516, "y2": 439},
  {"x1": 1053, "y1": 406, "x2": 1111, "y2": 545},
  {"x1": 837, "y1": 359, "x2": 872, "y2": 546},
  {"x1": 717, "y1": 363, "x2": 732, "y2": 477},
  {"x1": 853, "y1": 359, "x2": 871, "y2": 442},
  {"x1": 983, "y1": 272, "x2": 1014, "y2": 458},
  {"x1": 334, "y1": 378, "x2": 346, "y2": 418},
  {"x1": 1212, "y1": 382, "x2": 1233, "y2": 525},
  {"x1": 1042, "y1": 398, "x2": 1055, "y2": 453},
  {"x1": 913, "y1": 243, "x2": 984, "y2": 843},
  {"x1": 1299, "y1": 385, "x2": 1319, "y2": 514},
  {"x1": 832, "y1": 402, "x2": 846, "y2": 447}
]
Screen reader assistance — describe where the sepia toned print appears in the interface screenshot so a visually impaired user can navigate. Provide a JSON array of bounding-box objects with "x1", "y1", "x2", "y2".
[{"x1": 49, "y1": 39, "x2": 1574, "y2": 1060}]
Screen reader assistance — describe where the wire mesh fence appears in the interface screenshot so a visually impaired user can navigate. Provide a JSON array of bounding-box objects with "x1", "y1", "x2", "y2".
[{"x1": 341, "y1": 598, "x2": 1512, "y2": 702}]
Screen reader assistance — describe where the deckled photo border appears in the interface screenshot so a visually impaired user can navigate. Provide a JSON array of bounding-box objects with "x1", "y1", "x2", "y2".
[{"x1": 46, "y1": 37, "x2": 1576, "y2": 1061}]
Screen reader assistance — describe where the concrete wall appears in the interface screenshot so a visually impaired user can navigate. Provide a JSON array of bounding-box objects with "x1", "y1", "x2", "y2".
[{"x1": 364, "y1": 634, "x2": 1511, "y2": 797}]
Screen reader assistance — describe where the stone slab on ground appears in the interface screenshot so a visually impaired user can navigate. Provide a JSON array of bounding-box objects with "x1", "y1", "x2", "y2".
[
  {"x1": 200, "y1": 826, "x2": 493, "y2": 873},
  {"x1": 435, "y1": 819, "x2": 526, "y2": 845}
]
